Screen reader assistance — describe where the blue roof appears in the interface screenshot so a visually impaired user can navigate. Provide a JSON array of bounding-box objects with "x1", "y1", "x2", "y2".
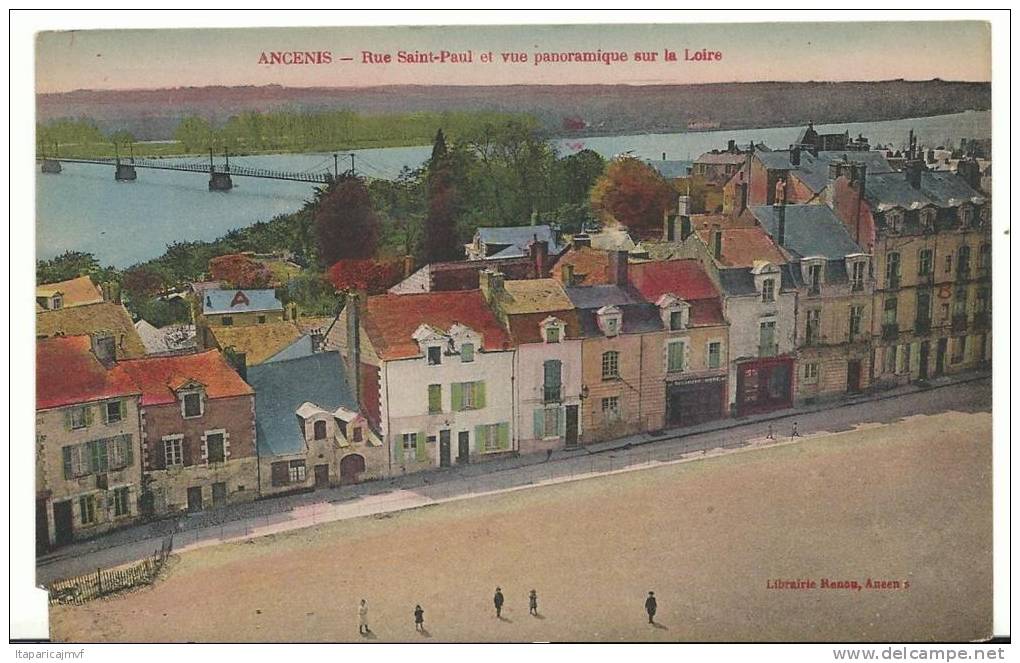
[
  {"x1": 202, "y1": 289, "x2": 282, "y2": 315},
  {"x1": 564, "y1": 284, "x2": 645, "y2": 309},
  {"x1": 755, "y1": 150, "x2": 895, "y2": 194},
  {"x1": 476, "y1": 224, "x2": 566, "y2": 256},
  {"x1": 247, "y1": 352, "x2": 356, "y2": 457},
  {"x1": 263, "y1": 335, "x2": 316, "y2": 364},
  {"x1": 749, "y1": 205, "x2": 863, "y2": 260},
  {"x1": 644, "y1": 160, "x2": 693, "y2": 179}
]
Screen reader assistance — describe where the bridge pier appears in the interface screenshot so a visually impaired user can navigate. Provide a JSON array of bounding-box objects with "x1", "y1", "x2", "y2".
[
  {"x1": 209, "y1": 172, "x2": 233, "y2": 191},
  {"x1": 115, "y1": 163, "x2": 137, "y2": 181},
  {"x1": 40, "y1": 159, "x2": 62, "y2": 174}
]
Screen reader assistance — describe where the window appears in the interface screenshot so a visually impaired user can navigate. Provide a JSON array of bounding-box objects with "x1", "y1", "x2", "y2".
[
  {"x1": 953, "y1": 286, "x2": 968, "y2": 316},
  {"x1": 918, "y1": 248, "x2": 934, "y2": 276},
  {"x1": 944, "y1": 253, "x2": 953, "y2": 274},
  {"x1": 288, "y1": 460, "x2": 306, "y2": 483},
  {"x1": 850, "y1": 262, "x2": 865, "y2": 292},
  {"x1": 883, "y1": 297, "x2": 898, "y2": 326},
  {"x1": 805, "y1": 310, "x2": 821, "y2": 345},
  {"x1": 352, "y1": 427, "x2": 363, "y2": 443},
  {"x1": 481, "y1": 424, "x2": 502, "y2": 452},
  {"x1": 428, "y1": 384, "x2": 442, "y2": 414},
  {"x1": 107, "y1": 435, "x2": 132, "y2": 470},
  {"x1": 105, "y1": 401, "x2": 123, "y2": 424},
  {"x1": 257, "y1": 315, "x2": 266, "y2": 324},
  {"x1": 761, "y1": 278, "x2": 775, "y2": 303},
  {"x1": 808, "y1": 264, "x2": 822, "y2": 295},
  {"x1": 960, "y1": 206, "x2": 973, "y2": 228},
  {"x1": 79, "y1": 495, "x2": 97, "y2": 525},
  {"x1": 601, "y1": 351, "x2": 620, "y2": 380},
  {"x1": 921, "y1": 208, "x2": 936, "y2": 231},
  {"x1": 884, "y1": 345, "x2": 898, "y2": 374},
  {"x1": 113, "y1": 487, "x2": 130, "y2": 517},
  {"x1": 900, "y1": 344, "x2": 911, "y2": 374},
  {"x1": 88, "y1": 438, "x2": 109, "y2": 473},
  {"x1": 164, "y1": 437, "x2": 183, "y2": 467},
  {"x1": 849, "y1": 305, "x2": 864, "y2": 341},
  {"x1": 461, "y1": 343, "x2": 475, "y2": 363},
  {"x1": 916, "y1": 291, "x2": 932, "y2": 324},
  {"x1": 978, "y1": 243, "x2": 991, "y2": 270},
  {"x1": 452, "y1": 381, "x2": 485, "y2": 411},
  {"x1": 667, "y1": 341, "x2": 685, "y2": 373},
  {"x1": 69, "y1": 406, "x2": 89, "y2": 430},
  {"x1": 51, "y1": 295, "x2": 63, "y2": 310},
  {"x1": 543, "y1": 360, "x2": 562, "y2": 403},
  {"x1": 221, "y1": 316, "x2": 233, "y2": 326},
  {"x1": 885, "y1": 253, "x2": 900, "y2": 288},
  {"x1": 95, "y1": 336, "x2": 116, "y2": 361},
  {"x1": 427, "y1": 346, "x2": 442, "y2": 365},
  {"x1": 886, "y1": 210, "x2": 902, "y2": 232},
  {"x1": 62, "y1": 444, "x2": 88, "y2": 479},
  {"x1": 803, "y1": 363, "x2": 819, "y2": 384},
  {"x1": 669, "y1": 310, "x2": 684, "y2": 330},
  {"x1": 976, "y1": 287, "x2": 990, "y2": 313},
  {"x1": 182, "y1": 393, "x2": 203, "y2": 418},
  {"x1": 707, "y1": 342, "x2": 722, "y2": 369},
  {"x1": 952, "y1": 337, "x2": 966, "y2": 364},
  {"x1": 545, "y1": 325, "x2": 561, "y2": 344},
  {"x1": 939, "y1": 303, "x2": 950, "y2": 322},
  {"x1": 759, "y1": 321, "x2": 777, "y2": 357},
  {"x1": 206, "y1": 433, "x2": 225, "y2": 464},
  {"x1": 313, "y1": 420, "x2": 327, "y2": 440},
  {"x1": 979, "y1": 206, "x2": 990, "y2": 226},
  {"x1": 601, "y1": 396, "x2": 621, "y2": 422},
  {"x1": 271, "y1": 462, "x2": 289, "y2": 486},
  {"x1": 538, "y1": 407, "x2": 561, "y2": 438},
  {"x1": 957, "y1": 246, "x2": 971, "y2": 277}
]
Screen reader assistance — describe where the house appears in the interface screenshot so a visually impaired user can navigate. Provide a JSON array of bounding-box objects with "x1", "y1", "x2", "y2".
[
  {"x1": 195, "y1": 288, "x2": 286, "y2": 349},
  {"x1": 828, "y1": 140, "x2": 991, "y2": 386},
  {"x1": 118, "y1": 350, "x2": 257, "y2": 515},
  {"x1": 37, "y1": 301, "x2": 148, "y2": 359},
  {"x1": 36, "y1": 335, "x2": 143, "y2": 551},
  {"x1": 247, "y1": 351, "x2": 385, "y2": 496},
  {"x1": 327, "y1": 289, "x2": 515, "y2": 473},
  {"x1": 691, "y1": 141, "x2": 750, "y2": 184},
  {"x1": 481, "y1": 272, "x2": 585, "y2": 453},
  {"x1": 465, "y1": 224, "x2": 565, "y2": 261},
  {"x1": 749, "y1": 203, "x2": 874, "y2": 402},
  {"x1": 36, "y1": 275, "x2": 105, "y2": 310},
  {"x1": 564, "y1": 252, "x2": 666, "y2": 443},
  {"x1": 390, "y1": 240, "x2": 553, "y2": 294}
]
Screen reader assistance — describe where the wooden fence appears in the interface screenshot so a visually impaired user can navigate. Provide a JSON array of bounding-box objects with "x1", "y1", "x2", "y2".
[{"x1": 47, "y1": 532, "x2": 174, "y2": 605}]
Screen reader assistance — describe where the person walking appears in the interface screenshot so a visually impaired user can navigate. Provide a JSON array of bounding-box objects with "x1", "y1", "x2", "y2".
[
  {"x1": 645, "y1": 591, "x2": 657, "y2": 624},
  {"x1": 528, "y1": 589, "x2": 538, "y2": 616},
  {"x1": 358, "y1": 599, "x2": 369, "y2": 635},
  {"x1": 414, "y1": 604, "x2": 425, "y2": 632},
  {"x1": 494, "y1": 587, "x2": 505, "y2": 618}
]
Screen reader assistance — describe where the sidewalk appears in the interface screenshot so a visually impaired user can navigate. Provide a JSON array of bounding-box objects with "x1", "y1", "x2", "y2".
[{"x1": 36, "y1": 368, "x2": 990, "y2": 584}]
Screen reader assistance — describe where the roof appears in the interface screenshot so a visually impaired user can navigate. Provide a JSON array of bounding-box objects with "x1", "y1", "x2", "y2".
[
  {"x1": 201, "y1": 289, "x2": 282, "y2": 315},
  {"x1": 756, "y1": 150, "x2": 895, "y2": 194},
  {"x1": 552, "y1": 246, "x2": 612, "y2": 286},
  {"x1": 475, "y1": 224, "x2": 566, "y2": 257},
  {"x1": 208, "y1": 321, "x2": 306, "y2": 366},
  {"x1": 694, "y1": 152, "x2": 747, "y2": 165},
  {"x1": 499, "y1": 279, "x2": 574, "y2": 314},
  {"x1": 506, "y1": 309, "x2": 585, "y2": 345},
  {"x1": 628, "y1": 259, "x2": 721, "y2": 302},
  {"x1": 36, "y1": 301, "x2": 147, "y2": 358},
  {"x1": 694, "y1": 226, "x2": 787, "y2": 268},
  {"x1": 118, "y1": 350, "x2": 253, "y2": 406},
  {"x1": 717, "y1": 264, "x2": 798, "y2": 297},
  {"x1": 391, "y1": 257, "x2": 538, "y2": 294},
  {"x1": 749, "y1": 205, "x2": 863, "y2": 260},
  {"x1": 363, "y1": 290, "x2": 512, "y2": 361},
  {"x1": 588, "y1": 226, "x2": 636, "y2": 252},
  {"x1": 263, "y1": 334, "x2": 316, "y2": 364},
  {"x1": 37, "y1": 336, "x2": 140, "y2": 410},
  {"x1": 644, "y1": 159, "x2": 693, "y2": 179},
  {"x1": 919, "y1": 171, "x2": 987, "y2": 207},
  {"x1": 134, "y1": 320, "x2": 197, "y2": 355},
  {"x1": 564, "y1": 284, "x2": 645, "y2": 310},
  {"x1": 247, "y1": 352, "x2": 356, "y2": 456},
  {"x1": 36, "y1": 276, "x2": 104, "y2": 308},
  {"x1": 575, "y1": 303, "x2": 664, "y2": 337}
]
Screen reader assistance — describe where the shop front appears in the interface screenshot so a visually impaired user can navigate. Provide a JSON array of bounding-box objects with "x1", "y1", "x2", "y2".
[{"x1": 736, "y1": 356, "x2": 794, "y2": 416}]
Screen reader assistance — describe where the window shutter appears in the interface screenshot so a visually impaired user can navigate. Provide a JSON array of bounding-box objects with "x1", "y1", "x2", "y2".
[
  {"x1": 393, "y1": 437, "x2": 403, "y2": 465},
  {"x1": 64, "y1": 409, "x2": 72, "y2": 431},
  {"x1": 415, "y1": 432, "x2": 427, "y2": 462},
  {"x1": 475, "y1": 381, "x2": 486, "y2": 409},
  {"x1": 62, "y1": 446, "x2": 73, "y2": 479},
  {"x1": 544, "y1": 360, "x2": 562, "y2": 388},
  {"x1": 123, "y1": 435, "x2": 134, "y2": 466},
  {"x1": 101, "y1": 402, "x2": 110, "y2": 424},
  {"x1": 451, "y1": 383, "x2": 463, "y2": 411},
  {"x1": 534, "y1": 408, "x2": 545, "y2": 438},
  {"x1": 498, "y1": 423, "x2": 509, "y2": 450},
  {"x1": 474, "y1": 425, "x2": 484, "y2": 453},
  {"x1": 84, "y1": 406, "x2": 95, "y2": 427},
  {"x1": 557, "y1": 408, "x2": 566, "y2": 437},
  {"x1": 119, "y1": 400, "x2": 127, "y2": 421},
  {"x1": 182, "y1": 438, "x2": 193, "y2": 467},
  {"x1": 153, "y1": 439, "x2": 166, "y2": 471}
]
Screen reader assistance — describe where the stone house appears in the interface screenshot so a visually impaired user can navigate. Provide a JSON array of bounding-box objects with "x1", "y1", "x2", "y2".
[
  {"x1": 118, "y1": 350, "x2": 257, "y2": 515},
  {"x1": 37, "y1": 301, "x2": 148, "y2": 359},
  {"x1": 36, "y1": 335, "x2": 143, "y2": 551},
  {"x1": 195, "y1": 288, "x2": 286, "y2": 349},
  {"x1": 36, "y1": 275, "x2": 105, "y2": 311}
]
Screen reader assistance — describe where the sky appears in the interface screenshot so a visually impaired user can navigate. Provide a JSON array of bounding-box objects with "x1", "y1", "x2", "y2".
[{"x1": 35, "y1": 21, "x2": 990, "y2": 94}]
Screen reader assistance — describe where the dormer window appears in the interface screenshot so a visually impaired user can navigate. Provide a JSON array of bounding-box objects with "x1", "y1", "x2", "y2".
[
  {"x1": 761, "y1": 278, "x2": 776, "y2": 303},
  {"x1": 886, "y1": 210, "x2": 902, "y2": 232},
  {"x1": 460, "y1": 343, "x2": 475, "y2": 363},
  {"x1": 808, "y1": 263, "x2": 822, "y2": 295},
  {"x1": 656, "y1": 294, "x2": 689, "y2": 331},
  {"x1": 182, "y1": 392, "x2": 203, "y2": 418},
  {"x1": 596, "y1": 305, "x2": 623, "y2": 337},
  {"x1": 541, "y1": 316, "x2": 566, "y2": 344},
  {"x1": 959, "y1": 205, "x2": 973, "y2": 228},
  {"x1": 546, "y1": 326, "x2": 560, "y2": 343},
  {"x1": 51, "y1": 295, "x2": 63, "y2": 310},
  {"x1": 427, "y1": 346, "x2": 442, "y2": 365},
  {"x1": 920, "y1": 208, "x2": 936, "y2": 231},
  {"x1": 850, "y1": 261, "x2": 866, "y2": 292},
  {"x1": 314, "y1": 420, "x2": 327, "y2": 440}
]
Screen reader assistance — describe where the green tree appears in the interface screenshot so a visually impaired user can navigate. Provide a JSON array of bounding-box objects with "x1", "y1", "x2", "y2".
[{"x1": 37, "y1": 251, "x2": 100, "y2": 284}]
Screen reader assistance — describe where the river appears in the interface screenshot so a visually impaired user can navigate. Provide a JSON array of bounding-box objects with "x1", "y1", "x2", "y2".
[{"x1": 35, "y1": 110, "x2": 990, "y2": 268}]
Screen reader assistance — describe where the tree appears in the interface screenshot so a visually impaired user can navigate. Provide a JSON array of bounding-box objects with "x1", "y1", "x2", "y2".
[
  {"x1": 286, "y1": 272, "x2": 342, "y2": 316},
  {"x1": 326, "y1": 259, "x2": 404, "y2": 295},
  {"x1": 208, "y1": 254, "x2": 272, "y2": 289},
  {"x1": 313, "y1": 174, "x2": 380, "y2": 267},
  {"x1": 423, "y1": 129, "x2": 462, "y2": 263},
  {"x1": 590, "y1": 157, "x2": 675, "y2": 237},
  {"x1": 122, "y1": 266, "x2": 167, "y2": 299},
  {"x1": 37, "y1": 251, "x2": 100, "y2": 284}
]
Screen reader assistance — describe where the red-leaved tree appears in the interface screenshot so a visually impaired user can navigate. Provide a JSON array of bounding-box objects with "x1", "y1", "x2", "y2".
[
  {"x1": 590, "y1": 157, "x2": 675, "y2": 237},
  {"x1": 327, "y1": 258, "x2": 405, "y2": 295},
  {"x1": 209, "y1": 254, "x2": 272, "y2": 289}
]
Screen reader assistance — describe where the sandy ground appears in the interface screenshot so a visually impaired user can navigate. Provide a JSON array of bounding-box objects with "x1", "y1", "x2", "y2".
[{"x1": 48, "y1": 409, "x2": 992, "y2": 643}]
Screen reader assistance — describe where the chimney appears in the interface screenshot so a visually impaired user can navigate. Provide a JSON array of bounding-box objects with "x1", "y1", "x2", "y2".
[
  {"x1": 727, "y1": 139, "x2": 736, "y2": 153},
  {"x1": 529, "y1": 239, "x2": 549, "y2": 277},
  {"x1": 402, "y1": 255, "x2": 415, "y2": 279},
  {"x1": 661, "y1": 152, "x2": 666, "y2": 161},
  {"x1": 609, "y1": 250, "x2": 629, "y2": 286},
  {"x1": 774, "y1": 201, "x2": 787, "y2": 246},
  {"x1": 711, "y1": 225, "x2": 723, "y2": 261},
  {"x1": 561, "y1": 263, "x2": 575, "y2": 287},
  {"x1": 345, "y1": 291, "x2": 363, "y2": 408},
  {"x1": 905, "y1": 160, "x2": 923, "y2": 189},
  {"x1": 790, "y1": 145, "x2": 801, "y2": 167},
  {"x1": 957, "y1": 158, "x2": 982, "y2": 192},
  {"x1": 479, "y1": 269, "x2": 505, "y2": 303},
  {"x1": 224, "y1": 348, "x2": 247, "y2": 381},
  {"x1": 572, "y1": 233, "x2": 591, "y2": 248},
  {"x1": 90, "y1": 332, "x2": 116, "y2": 366}
]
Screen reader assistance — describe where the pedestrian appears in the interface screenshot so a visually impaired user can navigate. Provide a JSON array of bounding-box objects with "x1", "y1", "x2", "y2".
[
  {"x1": 645, "y1": 591, "x2": 657, "y2": 624},
  {"x1": 358, "y1": 598, "x2": 369, "y2": 635},
  {"x1": 494, "y1": 587, "x2": 505, "y2": 618},
  {"x1": 529, "y1": 589, "x2": 538, "y2": 616},
  {"x1": 414, "y1": 604, "x2": 425, "y2": 632}
]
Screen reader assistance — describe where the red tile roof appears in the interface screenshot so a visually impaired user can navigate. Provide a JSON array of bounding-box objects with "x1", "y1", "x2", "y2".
[
  {"x1": 118, "y1": 350, "x2": 253, "y2": 406},
  {"x1": 695, "y1": 225, "x2": 786, "y2": 268},
  {"x1": 628, "y1": 260, "x2": 726, "y2": 327},
  {"x1": 363, "y1": 290, "x2": 512, "y2": 360},
  {"x1": 551, "y1": 246, "x2": 611, "y2": 286},
  {"x1": 37, "y1": 336, "x2": 140, "y2": 410}
]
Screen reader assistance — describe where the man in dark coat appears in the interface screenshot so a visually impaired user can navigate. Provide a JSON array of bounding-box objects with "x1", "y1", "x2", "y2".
[
  {"x1": 528, "y1": 589, "x2": 538, "y2": 616},
  {"x1": 494, "y1": 587, "x2": 505, "y2": 618},
  {"x1": 414, "y1": 604, "x2": 425, "y2": 632},
  {"x1": 645, "y1": 591, "x2": 657, "y2": 624}
]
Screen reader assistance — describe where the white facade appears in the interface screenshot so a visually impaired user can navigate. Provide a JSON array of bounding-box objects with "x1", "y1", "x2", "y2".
[
  {"x1": 514, "y1": 326, "x2": 583, "y2": 455},
  {"x1": 379, "y1": 324, "x2": 516, "y2": 473}
]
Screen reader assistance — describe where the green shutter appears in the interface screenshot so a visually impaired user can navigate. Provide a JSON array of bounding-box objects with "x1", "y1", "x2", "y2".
[
  {"x1": 123, "y1": 435, "x2": 134, "y2": 466},
  {"x1": 84, "y1": 406, "x2": 95, "y2": 427},
  {"x1": 119, "y1": 400, "x2": 127, "y2": 421},
  {"x1": 415, "y1": 432, "x2": 427, "y2": 462},
  {"x1": 64, "y1": 409, "x2": 72, "y2": 431},
  {"x1": 428, "y1": 384, "x2": 442, "y2": 413},
  {"x1": 101, "y1": 402, "x2": 109, "y2": 424},
  {"x1": 474, "y1": 381, "x2": 486, "y2": 409},
  {"x1": 474, "y1": 425, "x2": 484, "y2": 453},
  {"x1": 534, "y1": 408, "x2": 545, "y2": 438},
  {"x1": 498, "y1": 422, "x2": 510, "y2": 450},
  {"x1": 393, "y1": 436, "x2": 404, "y2": 465},
  {"x1": 557, "y1": 408, "x2": 566, "y2": 437},
  {"x1": 62, "y1": 446, "x2": 73, "y2": 479},
  {"x1": 451, "y1": 383, "x2": 463, "y2": 411}
]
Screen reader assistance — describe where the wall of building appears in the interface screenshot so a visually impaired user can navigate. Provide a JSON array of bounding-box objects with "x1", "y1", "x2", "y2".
[
  {"x1": 515, "y1": 339, "x2": 583, "y2": 455},
  {"x1": 36, "y1": 396, "x2": 143, "y2": 544},
  {"x1": 723, "y1": 292, "x2": 797, "y2": 407},
  {"x1": 580, "y1": 332, "x2": 665, "y2": 443}
]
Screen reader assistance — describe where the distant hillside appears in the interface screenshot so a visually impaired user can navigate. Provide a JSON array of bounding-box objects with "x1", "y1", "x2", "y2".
[{"x1": 37, "y1": 80, "x2": 990, "y2": 142}]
